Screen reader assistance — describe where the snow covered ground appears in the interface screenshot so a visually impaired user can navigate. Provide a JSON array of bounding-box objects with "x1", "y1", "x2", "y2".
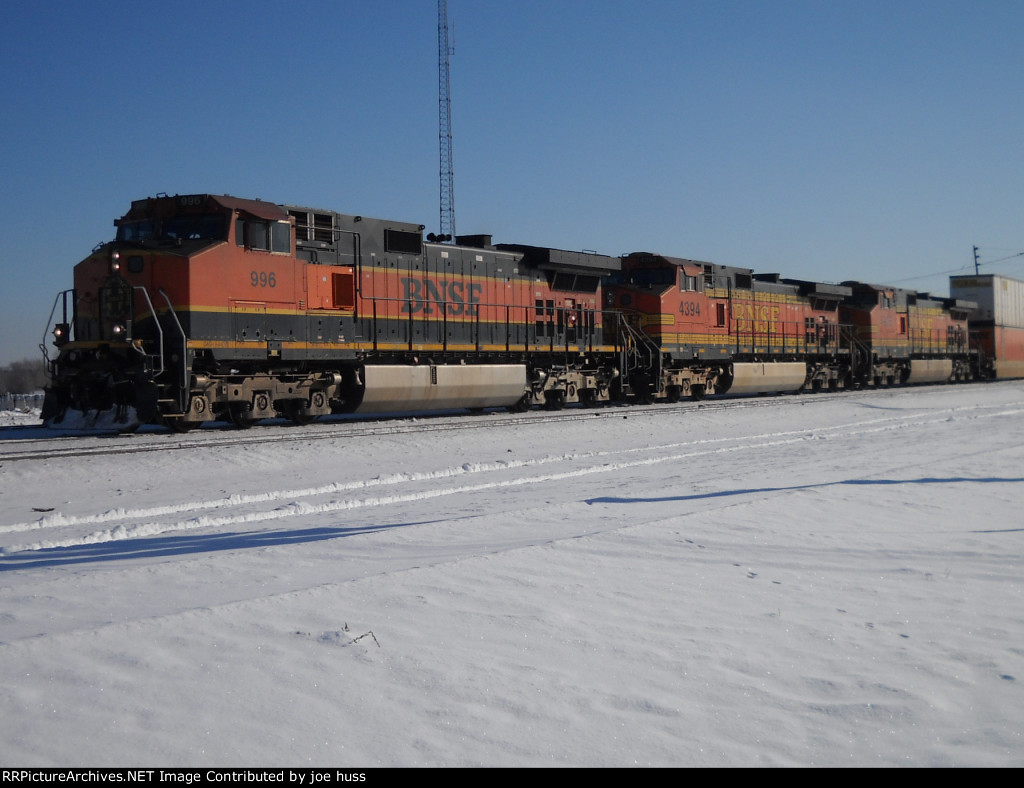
[{"x1": 1, "y1": 383, "x2": 1023, "y2": 766}]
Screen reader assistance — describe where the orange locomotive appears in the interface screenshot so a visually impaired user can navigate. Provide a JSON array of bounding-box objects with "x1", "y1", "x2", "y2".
[
  {"x1": 839, "y1": 283, "x2": 975, "y2": 386},
  {"x1": 605, "y1": 253, "x2": 853, "y2": 399},
  {"x1": 43, "y1": 194, "x2": 626, "y2": 429}
]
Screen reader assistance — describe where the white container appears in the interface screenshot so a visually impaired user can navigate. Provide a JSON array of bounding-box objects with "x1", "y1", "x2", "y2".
[{"x1": 950, "y1": 274, "x2": 1024, "y2": 328}]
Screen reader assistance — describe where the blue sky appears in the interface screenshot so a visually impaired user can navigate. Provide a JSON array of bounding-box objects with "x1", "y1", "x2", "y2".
[{"x1": 2, "y1": 0, "x2": 1023, "y2": 365}]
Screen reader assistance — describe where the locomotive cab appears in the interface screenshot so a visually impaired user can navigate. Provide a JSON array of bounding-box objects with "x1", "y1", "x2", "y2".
[
  {"x1": 607, "y1": 253, "x2": 730, "y2": 361},
  {"x1": 43, "y1": 195, "x2": 299, "y2": 426}
]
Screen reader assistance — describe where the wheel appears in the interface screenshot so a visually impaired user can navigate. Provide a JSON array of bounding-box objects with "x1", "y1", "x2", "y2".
[
  {"x1": 632, "y1": 376, "x2": 654, "y2": 405},
  {"x1": 282, "y1": 401, "x2": 315, "y2": 426},
  {"x1": 507, "y1": 393, "x2": 532, "y2": 413},
  {"x1": 163, "y1": 416, "x2": 197, "y2": 433},
  {"x1": 543, "y1": 390, "x2": 565, "y2": 410},
  {"x1": 665, "y1": 386, "x2": 681, "y2": 403},
  {"x1": 228, "y1": 404, "x2": 256, "y2": 429}
]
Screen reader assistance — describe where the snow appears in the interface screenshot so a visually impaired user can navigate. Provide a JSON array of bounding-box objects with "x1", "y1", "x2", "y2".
[
  {"x1": 1, "y1": 383, "x2": 1023, "y2": 766},
  {"x1": 0, "y1": 408, "x2": 41, "y2": 427}
]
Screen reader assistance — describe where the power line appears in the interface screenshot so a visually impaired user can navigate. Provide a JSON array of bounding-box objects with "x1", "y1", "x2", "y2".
[
  {"x1": 980, "y1": 250, "x2": 1024, "y2": 267},
  {"x1": 883, "y1": 266, "x2": 972, "y2": 286},
  {"x1": 883, "y1": 246, "x2": 1024, "y2": 286}
]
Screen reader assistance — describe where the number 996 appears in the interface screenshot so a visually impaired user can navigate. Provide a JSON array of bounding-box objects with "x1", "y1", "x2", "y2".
[{"x1": 251, "y1": 271, "x2": 277, "y2": 288}]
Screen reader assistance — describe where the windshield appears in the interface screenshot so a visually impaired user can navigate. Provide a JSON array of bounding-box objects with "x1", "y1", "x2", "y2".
[
  {"x1": 629, "y1": 268, "x2": 674, "y2": 287},
  {"x1": 116, "y1": 214, "x2": 227, "y2": 243},
  {"x1": 116, "y1": 219, "x2": 157, "y2": 242}
]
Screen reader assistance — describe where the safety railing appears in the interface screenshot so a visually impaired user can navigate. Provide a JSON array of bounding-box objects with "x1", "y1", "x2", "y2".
[
  {"x1": 729, "y1": 318, "x2": 843, "y2": 356},
  {"x1": 910, "y1": 327, "x2": 968, "y2": 354},
  {"x1": 361, "y1": 297, "x2": 606, "y2": 356}
]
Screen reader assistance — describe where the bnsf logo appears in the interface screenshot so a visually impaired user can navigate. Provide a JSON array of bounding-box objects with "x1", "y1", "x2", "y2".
[{"x1": 401, "y1": 278, "x2": 482, "y2": 316}]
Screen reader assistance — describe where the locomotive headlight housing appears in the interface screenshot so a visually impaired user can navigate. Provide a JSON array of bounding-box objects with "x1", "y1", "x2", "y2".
[
  {"x1": 110, "y1": 250, "x2": 121, "y2": 273},
  {"x1": 111, "y1": 322, "x2": 126, "y2": 338},
  {"x1": 53, "y1": 322, "x2": 70, "y2": 346}
]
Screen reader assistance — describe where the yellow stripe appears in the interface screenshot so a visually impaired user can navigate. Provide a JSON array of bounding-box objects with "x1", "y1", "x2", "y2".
[
  {"x1": 169, "y1": 303, "x2": 606, "y2": 328},
  {"x1": 187, "y1": 340, "x2": 622, "y2": 354}
]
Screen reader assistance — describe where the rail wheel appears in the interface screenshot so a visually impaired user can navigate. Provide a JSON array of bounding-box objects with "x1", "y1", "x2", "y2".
[
  {"x1": 543, "y1": 390, "x2": 565, "y2": 410},
  {"x1": 163, "y1": 416, "x2": 197, "y2": 433},
  {"x1": 632, "y1": 376, "x2": 654, "y2": 405},
  {"x1": 507, "y1": 392, "x2": 531, "y2": 413},
  {"x1": 228, "y1": 403, "x2": 256, "y2": 429},
  {"x1": 282, "y1": 401, "x2": 315, "y2": 426},
  {"x1": 665, "y1": 385, "x2": 681, "y2": 403}
]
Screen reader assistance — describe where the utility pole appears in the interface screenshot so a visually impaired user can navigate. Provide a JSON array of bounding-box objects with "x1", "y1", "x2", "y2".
[
  {"x1": 973, "y1": 245, "x2": 980, "y2": 275},
  {"x1": 438, "y1": 0, "x2": 456, "y2": 242}
]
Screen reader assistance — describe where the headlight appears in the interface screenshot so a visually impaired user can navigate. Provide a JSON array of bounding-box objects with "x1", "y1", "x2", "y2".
[{"x1": 110, "y1": 250, "x2": 121, "y2": 273}]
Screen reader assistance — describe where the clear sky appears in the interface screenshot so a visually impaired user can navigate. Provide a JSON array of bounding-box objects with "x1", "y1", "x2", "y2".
[{"x1": 2, "y1": 0, "x2": 1022, "y2": 365}]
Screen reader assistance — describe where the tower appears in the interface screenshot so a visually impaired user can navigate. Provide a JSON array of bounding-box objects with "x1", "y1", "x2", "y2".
[{"x1": 438, "y1": 0, "x2": 456, "y2": 241}]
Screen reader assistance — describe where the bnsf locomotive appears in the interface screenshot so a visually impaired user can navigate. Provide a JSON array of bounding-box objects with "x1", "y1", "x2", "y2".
[{"x1": 40, "y1": 193, "x2": 1021, "y2": 429}]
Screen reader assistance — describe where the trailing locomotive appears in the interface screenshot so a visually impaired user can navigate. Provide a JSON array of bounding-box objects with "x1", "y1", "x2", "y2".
[
  {"x1": 40, "y1": 193, "x2": 1021, "y2": 429},
  {"x1": 606, "y1": 253, "x2": 854, "y2": 399}
]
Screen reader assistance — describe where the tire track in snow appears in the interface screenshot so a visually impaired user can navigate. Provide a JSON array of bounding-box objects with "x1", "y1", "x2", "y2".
[
  {"x1": 5, "y1": 403, "x2": 1022, "y2": 554},
  {"x1": 2, "y1": 403, "x2": 998, "y2": 536}
]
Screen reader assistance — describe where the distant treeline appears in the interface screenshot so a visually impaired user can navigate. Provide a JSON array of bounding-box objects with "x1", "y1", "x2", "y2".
[{"x1": 0, "y1": 358, "x2": 48, "y2": 394}]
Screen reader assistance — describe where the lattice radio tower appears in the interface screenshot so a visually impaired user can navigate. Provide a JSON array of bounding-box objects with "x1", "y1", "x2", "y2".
[{"x1": 438, "y1": 0, "x2": 456, "y2": 241}]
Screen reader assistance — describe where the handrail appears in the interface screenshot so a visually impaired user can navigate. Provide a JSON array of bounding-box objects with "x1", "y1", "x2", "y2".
[
  {"x1": 606, "y1": 311, "x2": 662, "y2": 390},
  {"x1": 132, "y1": 287, "x2": 165, "y2": 376},
  {"x1": 839, "y1": 325, "x2": 872, "y2": 383},
  {"x1": 729, "y1": 318, "x2": 843, "y2": 356},
  {"x1": 40, "y1": 289, "x2": 75, "y2": 370},
  {"x1": 361, "y1": 295, "x2": 606, "y2": 354},
  {"x1": 158, "y1": 289, "x2": 189, "y2": 410}
]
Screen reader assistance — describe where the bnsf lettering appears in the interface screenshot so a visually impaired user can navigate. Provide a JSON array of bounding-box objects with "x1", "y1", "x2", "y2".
[
  {"x1": 733, "y1": 304, "x2": 781, "y2": 322},
  {"x1": 731, "y1": 304, "x2": 784, "y2": 334},
  {"x1": 401, "y1": 278, "x2": 482, "y2": 316}
]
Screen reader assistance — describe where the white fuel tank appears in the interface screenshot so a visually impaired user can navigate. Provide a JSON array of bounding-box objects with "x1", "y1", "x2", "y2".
[
  {"x1": 725, "y1": 362, "x2": 807, "y2": 396},
  {"x1": 356, "y1": 364, "x2": 527, "y2": 413}
]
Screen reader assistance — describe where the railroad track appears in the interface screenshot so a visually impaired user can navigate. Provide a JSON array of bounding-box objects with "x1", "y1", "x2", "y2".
[{"x1": 0, "y1": 390, "x2": 870, "y2": 463}]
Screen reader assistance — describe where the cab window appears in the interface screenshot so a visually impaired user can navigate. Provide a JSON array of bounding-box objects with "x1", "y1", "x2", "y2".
[{"x1": 236, "y1": 218, "x2": 291, "y2": 253}]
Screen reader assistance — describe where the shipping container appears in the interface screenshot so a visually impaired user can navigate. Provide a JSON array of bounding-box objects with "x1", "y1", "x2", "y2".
[
  {"x1": 949, "y1": 274, "x2": 1024, "y2": 379},
  {"x1": 949, "y1": 274, "x2": 1024, "y2": 329}
]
